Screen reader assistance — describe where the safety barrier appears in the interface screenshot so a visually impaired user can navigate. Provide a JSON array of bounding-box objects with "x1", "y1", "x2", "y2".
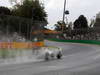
[{"x1": 0, "y1": 42, "x2": 44, "y2": 48}]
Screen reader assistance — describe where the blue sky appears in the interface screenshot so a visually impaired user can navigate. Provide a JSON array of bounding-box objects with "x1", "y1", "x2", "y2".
[{"x1": 0, "y1": 0, "x2": 100, "y2": 29}]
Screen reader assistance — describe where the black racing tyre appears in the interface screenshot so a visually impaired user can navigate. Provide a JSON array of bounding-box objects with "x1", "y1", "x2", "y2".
[
  {"x1": 57, "y1": 52, "x2": 62, "y2": 59},
  {"x1": 45, "y1": 52, "x2": 49, "y2": 60}
]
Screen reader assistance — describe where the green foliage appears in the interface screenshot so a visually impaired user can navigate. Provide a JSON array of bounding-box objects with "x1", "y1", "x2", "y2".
[
  {"x1": 0, "y1": 48, "x2": 9, "y2": 59},
  {"x1": 0, "y1": 6, "x2": 11, "y2": 15},
  {"x1": 74, "y1": 15, "x2": 88, "y2": 29},
  {"x1": 94, "y1": 12, "x2": 100, "y2": 28},
  {"x1": 55, "y1": 21, "x2": 67, "y2": 31},
  {"x1": 94, "y1": 18, "x2": 100, "y2": 27},
  {"x1": 0, "y1": 0, "x2": 47, "y2": 40},
  {"x1": 90, "y1": 19, "x2": 95, "y2": 27},
  {"x1": 12, "y1": 0, "x2": 47, "y2": 23}
]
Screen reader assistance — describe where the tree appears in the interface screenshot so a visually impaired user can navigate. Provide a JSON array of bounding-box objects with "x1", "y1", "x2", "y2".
[
  {"x1": 0, "y1": 7, "x2": 12, "y2": 32},
  {"x1": 55, "y1": 21, "x2": 67, "y2": 32},
  {"x1": 11, "y1": 0, "x2": 47, "y2": 23},
  {"x1": 55, "y1": 21, "x2": 62, "y2": 31},
  {"x1": 73, "y1": 15, "x2": 89, "y2": 40},
  {"x1": 94, "y1": 12, "x2": 100, "y2": 28},
  {"x1": 74, "y1": 15, "x2": 88, "y2": 29},
  {"x1": 68, "y1": 22, "x2": 73, "y2": 30},
  {"x1": 8, "y1": 0, "x2": 47, "y2": 39},
  {"x1": 0, "y1": 6, "x2": 11, "y2": 15},
  {"x1": 55, "y1": 23, "x2": 61, "y2": 31},
  {"x1": 90, "y1": 19, "x2": 95, "y2": 27}
]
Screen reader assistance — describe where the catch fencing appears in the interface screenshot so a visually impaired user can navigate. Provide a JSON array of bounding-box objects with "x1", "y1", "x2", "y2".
[{"x1": 0, "y1": 15, "x2": 46, "y2": 59}]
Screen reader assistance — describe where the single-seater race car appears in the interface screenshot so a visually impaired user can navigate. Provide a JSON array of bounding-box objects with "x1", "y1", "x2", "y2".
[{"x1": 41, "y1": 46, "x2": 63, "y2": 60}]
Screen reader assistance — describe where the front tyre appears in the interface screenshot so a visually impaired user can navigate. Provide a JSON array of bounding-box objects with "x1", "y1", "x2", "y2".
[{"x1": 45, "y1": 52, "x2": 49, "y2": 60}]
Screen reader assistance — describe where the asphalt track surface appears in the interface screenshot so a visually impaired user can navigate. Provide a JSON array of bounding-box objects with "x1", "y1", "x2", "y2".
[{"x1": 0, "y1": 40, "x2": 100, "y2": 75}]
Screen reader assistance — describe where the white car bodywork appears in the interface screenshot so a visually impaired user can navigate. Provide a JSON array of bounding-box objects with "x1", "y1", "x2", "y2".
[{"x1": 41, "y1": 46, "x2": 63, "y2": 60}]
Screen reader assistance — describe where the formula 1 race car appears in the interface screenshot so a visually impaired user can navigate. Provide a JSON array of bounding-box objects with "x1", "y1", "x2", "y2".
[{"x1": 41, "y1": 46, "x2": 63, "y2": 60}]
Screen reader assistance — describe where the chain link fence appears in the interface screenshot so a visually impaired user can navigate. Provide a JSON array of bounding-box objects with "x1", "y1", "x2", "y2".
[
  {"x1": 0, "y1": 14, "x2": 46, "y2": 42},
  {"x1": 0, "y1": 15, "x2": 46, "y2": 60}
]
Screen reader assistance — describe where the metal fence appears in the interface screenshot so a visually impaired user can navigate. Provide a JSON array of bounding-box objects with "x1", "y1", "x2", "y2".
[
  {"x1": 0, "y1": 15, "x2": 46, "y2": 60},
  {"x1": 0, "y1": 14, "x2": 46, "y2": 42}
]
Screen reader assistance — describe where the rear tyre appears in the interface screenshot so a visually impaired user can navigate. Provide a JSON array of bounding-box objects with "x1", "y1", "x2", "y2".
[{"x1": 57, "y1": 52, "x2": 62, "y2": 59}]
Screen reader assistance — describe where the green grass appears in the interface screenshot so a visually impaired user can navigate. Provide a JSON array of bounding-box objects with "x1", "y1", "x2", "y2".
[{"x1": 0, "y1": 48, "x2": 32, "y2": 59}]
